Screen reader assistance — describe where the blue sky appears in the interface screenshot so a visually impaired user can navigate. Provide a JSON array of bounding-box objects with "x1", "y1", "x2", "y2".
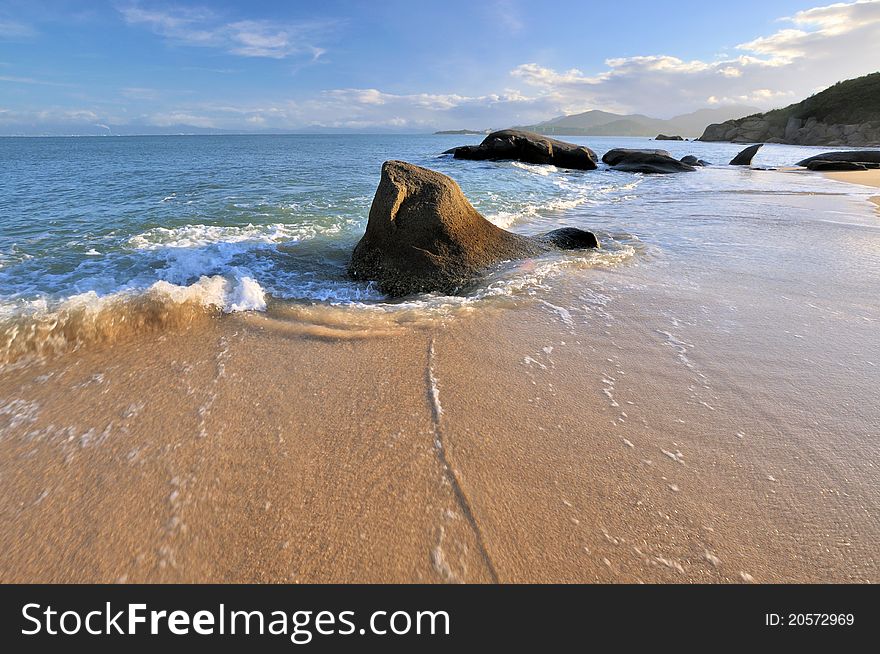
[{"x1": 2, "y1": 0, "x2": 880, "y2": 134}]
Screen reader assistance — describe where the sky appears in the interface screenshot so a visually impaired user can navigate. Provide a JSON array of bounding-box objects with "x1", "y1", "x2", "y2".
[{"x1": 1, "y1": 0, "x2": 880, "y2": 134}]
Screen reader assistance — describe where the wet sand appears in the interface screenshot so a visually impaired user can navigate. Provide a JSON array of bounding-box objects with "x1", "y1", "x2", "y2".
[
  {"x1": 1, "y1": 193, "x2": 879, "y2": 583},
  {"x1": 823, "y1": 169, "x2": 880, "y2": 212}
]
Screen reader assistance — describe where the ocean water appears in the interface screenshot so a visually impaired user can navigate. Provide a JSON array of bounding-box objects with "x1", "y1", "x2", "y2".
[{"x1": 1, "y1": 133, "x2": 877, "y2": 363}]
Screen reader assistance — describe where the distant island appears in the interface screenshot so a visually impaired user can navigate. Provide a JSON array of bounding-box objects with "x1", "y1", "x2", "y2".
[
  {"x1": 434, "y1": 129, "x2": 488, "y2": 135},
  {"x1": 700, "y1": 71, "x2": 880, "y2": 146},
  {"x1": 510, "y1": 105, "x2": 760, "y2": 139}
]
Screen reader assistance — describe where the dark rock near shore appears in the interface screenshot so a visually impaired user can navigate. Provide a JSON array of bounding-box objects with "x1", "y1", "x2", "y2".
[
  {"x1": 680, "y1": 155, "x2": 710, "y2": 167},
  {"x1": 444, "y1": 129, "x2": 598, "y2": 170},
  {"x1": 602, "y1": 148, "x2": 696, "y2": 174},
  {"x1": 804, "y1": 160, "x2": 869, "y2": 171},
  {"x1": 795, "y1": 150, "x2": 880, "y2": 166},
  {"x1": 656, "y1": 134, "x2": 684, "y2": 141},
  {"x1": 729, "y1": 144, "x2": 763, "y2": 166},
  {"x1": 349, "y1": 161, "x2": 598, "y2": 296},
  {"x1": 538, "y1": 227, "x2": 600, "y2": 250}
]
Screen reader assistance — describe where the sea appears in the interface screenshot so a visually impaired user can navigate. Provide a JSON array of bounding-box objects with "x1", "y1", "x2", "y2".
[{"x1": 1, "y1": 133, "x2": 878, "y2": 364}]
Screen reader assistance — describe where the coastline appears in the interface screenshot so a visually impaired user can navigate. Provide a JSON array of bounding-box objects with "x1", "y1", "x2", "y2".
[
  {"x1": 821, "y1": 169, "x2": 880, "y2": 210},
  {"x1": 2, "y1": 184, "x2": 879, "y2": 583}
]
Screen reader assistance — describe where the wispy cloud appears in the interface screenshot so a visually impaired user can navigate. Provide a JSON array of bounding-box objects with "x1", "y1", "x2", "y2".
[
  {"x1": 120, "y1": 86, "x2": 161, "y2": 101},
  {"x1": 118, "y1": 3, "x2": 336, "y2": 59},
  {"x1": 0, "y1": 19, "x2": 36, "y2": 39},
  {"x1": 0, "y1": 75, "x2": 74, "y2": 87},
  {"x1": 491, "y1": 0, "x2": 524, "y2": 34}
]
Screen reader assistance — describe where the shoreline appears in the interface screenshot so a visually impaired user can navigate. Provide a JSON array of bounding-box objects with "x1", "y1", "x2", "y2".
[
  {"x1": 2, "y1": 191, "x2": 879, "y2": 583},
  {"x1": 2, "y1": 162, "x2": 879, "y2": 584},
  {"x1": 821, "y1": 169, "x2": 880, "y2": 210}
]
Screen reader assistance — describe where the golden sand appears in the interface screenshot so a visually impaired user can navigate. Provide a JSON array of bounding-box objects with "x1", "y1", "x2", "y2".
[
  {"x1": 2, "y1": 182, "x2": 879, "y2": 584},
  {"x1": 2, "y1": 264, "x2": 878, "y2": 583},
  {"x1": 822, "y1": 169, "x2": 880, "y2": 189}
]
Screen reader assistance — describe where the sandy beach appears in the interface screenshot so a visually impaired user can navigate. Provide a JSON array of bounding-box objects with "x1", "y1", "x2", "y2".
[
  {"x1": 2, "y1": 177, "x2": 878, "y2": 583},
  {"x1": 823, "y1": 170, "x2": 880, "y2": 213}
]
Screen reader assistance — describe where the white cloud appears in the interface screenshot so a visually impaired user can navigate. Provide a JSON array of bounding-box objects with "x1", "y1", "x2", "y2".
[
  {"x1": 119, "y1": 3, "x2": 334, "y2": 59},
  {"x1": 508, "y1": 0, "x2": 880, "y2": 116}
]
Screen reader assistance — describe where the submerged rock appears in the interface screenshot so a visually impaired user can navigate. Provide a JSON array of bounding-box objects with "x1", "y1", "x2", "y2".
[
  {"x1": 602, "y1": 148, "x2": 696, "y2": 174},
  {"x1": 680, "y1": 155, "x2": 710, "y2": 167},
  {"x1": 349, "y1": 161, "x2": 599, "y2": 296},
  {"x1": 729, "y1": 144, "x2": 763, "y2": 166},
  {"x1": 538, "y1": 227, "x2": 600, "y2": 250},
  {"x1": 444, "y1": 129, "x2": 598, "y2": 170},
  {"x1": 795, "y1": 150, "x2": 880, "y2": 167}
]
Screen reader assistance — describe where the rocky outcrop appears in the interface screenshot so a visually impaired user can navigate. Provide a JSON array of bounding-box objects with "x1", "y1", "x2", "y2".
[
  {"x1": 444, "y1": 129, "x2": 598, "y2": 170},
  {"x1": 602, "y1": 148, "x2": 696, "y2": 174},
  {"x1": 795, "y1": 151, "x2": 880, "y2": 166},
  {"x1": 701, "y1": 72, "x2": 880, "y2": 146},
  {"x1": 680, "y1": 155, "x2": 710, "y2": 167},
  {"x1": 729, "y1": 144, "x2": 763, "y2": 166},
  {"x1": 656, "y1": 134, "x2": 684, "y2": 141},
  {"x1": 701, "y1": 115, "x2": 880, "y2": 146},
  {"x1": 349, "y1": 161, "x2": 598, "y2": 296}
]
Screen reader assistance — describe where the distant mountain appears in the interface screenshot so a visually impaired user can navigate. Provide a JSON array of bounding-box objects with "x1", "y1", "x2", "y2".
[
  {"x1": 700, "y1": 72, "x2": 880, "y2": 146},
  {"x1": 516, "y1": 105, "x2": 761, "y2": 138}
]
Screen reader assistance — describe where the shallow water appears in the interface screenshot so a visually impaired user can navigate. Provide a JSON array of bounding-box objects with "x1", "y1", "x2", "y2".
[
  {"x1": 1, "y1": 135, "x2": 879, "y2": 582},
  {"x1": 1, "y1": 134, "x2": 878, "y2": 363}
]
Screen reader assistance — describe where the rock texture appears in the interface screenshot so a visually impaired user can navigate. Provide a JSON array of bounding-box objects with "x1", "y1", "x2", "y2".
[
  {"x1": 349, "y1": 161, "x2": 598, "y2": 296},
  {"x1": 656, "y1": 134, "x2": 684, "y2": 141},
  {"x1": 602, "y1": 148, "x2": 696, "y2": 174},
  {"x1": 701, "y1": 116, "x2": 880, "y2": 146},
  {"x1": 795, "y1": 151, "x2": 880, "y2": 167},
  {"x1": 729, "y1": 144, "x2": 763, "y2": 166},
  {"x1": 444, "y1": 129, "x2": 598, "y2": 170},
  {"x1": 804, "y1": 160, "x2": 869, "y2": 171}
]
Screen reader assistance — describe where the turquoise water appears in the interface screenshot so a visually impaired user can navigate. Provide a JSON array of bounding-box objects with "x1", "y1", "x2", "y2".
[{"x1": 1, "y1": 133, "x2": 877, "y2": 359}]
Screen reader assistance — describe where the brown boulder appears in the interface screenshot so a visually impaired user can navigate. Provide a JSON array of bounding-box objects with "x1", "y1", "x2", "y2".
[{"x1": 349, "y1": 161, "x2": 598, "y2": 296}]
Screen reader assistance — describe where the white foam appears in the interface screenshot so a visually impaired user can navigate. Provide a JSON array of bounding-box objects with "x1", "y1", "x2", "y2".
[
  {"x1": 511, "y1": 161, "x2": 558, "y2": 176},
  {"x1": 150, "y1": 275, "x2": 267, "y2": 313},
  {"x1": 128, "y1": 222, "x2": 333, "y2": 250}
]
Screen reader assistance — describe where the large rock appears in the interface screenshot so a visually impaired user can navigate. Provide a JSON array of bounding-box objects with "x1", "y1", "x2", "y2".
[
  {"x1": 804, "y1": 160, "x2": 869, "y2": 171},
  {"x1": 444, "y1": 129, "x2": 598, "y2": 170},
  {"x1": 602, "y1": 148, "x2": 696, "y2": 174},
  {"x1": 795, "y1": 150, "x2": 880, "y2": 166},
  {"x1": 656, "y1": 134, "x2": 684, "y2": 141},
  {"x1": 729, "y1": 144, "x2": 763, "y2": 166},
  {"x1": 349, "y1": 161, "x2": 599, "y2": 296}
]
